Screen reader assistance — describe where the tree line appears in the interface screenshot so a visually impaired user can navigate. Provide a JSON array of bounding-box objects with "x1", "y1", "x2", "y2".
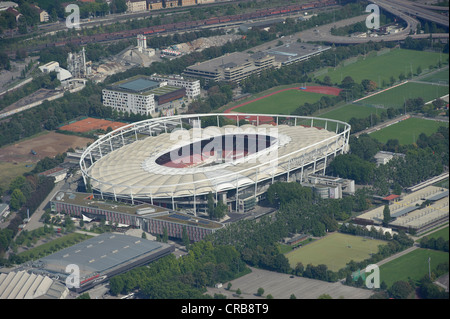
[{"x1": 109, "y1": 240, "x2": 247, "y2": 298}]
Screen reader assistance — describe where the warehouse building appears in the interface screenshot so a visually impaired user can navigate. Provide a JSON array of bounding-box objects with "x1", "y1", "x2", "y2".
[
  {"x1": 29, "y1": 232, "x2": 174, "y2": 293},
  {"x1": 0, "y1": 271, "x2": 69, "y2": 299}
]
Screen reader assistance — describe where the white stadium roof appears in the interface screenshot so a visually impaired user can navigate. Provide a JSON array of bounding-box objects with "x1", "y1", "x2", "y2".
[{"x1": 82, "y1": 114, "x2": 350, "y2": 200}]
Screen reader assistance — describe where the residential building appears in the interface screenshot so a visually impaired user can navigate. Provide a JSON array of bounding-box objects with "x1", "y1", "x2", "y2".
[
  {"x1": 164, "y1": 0, "x2": 178, "y2": 8},
  {"x1": 180, "y1": 0, "x2": 196, "y2": 6},
  {"x1": 148, "y1": 0, "x2": 163, "y2": 10},
  {"x1": 126, "y1": 0, "x2": 147, "y2": 12}
]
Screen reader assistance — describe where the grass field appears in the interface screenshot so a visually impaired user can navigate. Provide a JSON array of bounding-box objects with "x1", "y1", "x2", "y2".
[
  {"x1": 285, "y1": 233, "x2": 387, "y2": 272},
  {"x1": 0, "y1": 161, "x2": 34, "y2": 191},
  {"x1": 317, "y1": 103, "x2": 378, "y2": 122},
  {"x1": 379, "y1": 248, "x2": 449, "y2": 287},
  {"x1": 421, "y1": 68, "x2": 449, "y2": 84},
  {"x1": 369, "y1": 117, "x2": 448, "y2": 145},
  {"x1": 356, "y1": 82, "x2": 449, "y2": 109},
  {"x1": 420, "y1": 226, "x2": 449, "y2": 241},
  {"x1": 231, "y1": 89, "x2": 327, "y2": 115},
  {"x1": 316, "y1": 49, "x2": 448, "y2": 86}
]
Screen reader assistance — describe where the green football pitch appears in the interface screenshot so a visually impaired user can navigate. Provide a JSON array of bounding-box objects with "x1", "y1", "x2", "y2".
[
  {"x1": 316, "y1": 49, "x2": 448, "y2": 87},
  {"x1": 369, "y1": 117, "x2": 448, "y2": 145},
  {"x1": 356, "y1": 82, "x2": 449, "y2": 109},
  {"x1": 232, "y1": 89, "x2": 327, "y2": 115},
  {"x1": 379, "y1": 248, "x2": 449, "y2": 288},
  {"x1": 285, "y1": 232, "x2": 387, "y2": 272}
]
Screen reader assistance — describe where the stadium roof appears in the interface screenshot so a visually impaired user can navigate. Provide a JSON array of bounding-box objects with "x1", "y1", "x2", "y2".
[{"x1": 87, "y1": 122, "x2": 345, "y2": 199}]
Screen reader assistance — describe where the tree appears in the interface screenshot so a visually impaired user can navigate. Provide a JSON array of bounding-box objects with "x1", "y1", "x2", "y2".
[
  {"x1": 388, "y1": 281, "x2": 414, "y2": 299},
  {"x1": 10, "y1": 189, "x2": 26, "y2": 211},
  {"x1": 162, "y1": 227, "x2": 168, "y2": 243},
  {"x1": 383, "y1": 205, "x2": 391, "y2": 227},
  {"x1": 256, "y1": 287, "x2": 264, "y2": 296},
  {"x1": 182, "y1": 226, "x2": 190, "y2": 250}
]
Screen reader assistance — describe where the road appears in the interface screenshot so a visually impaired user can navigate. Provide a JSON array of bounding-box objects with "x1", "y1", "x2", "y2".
[
  {"x1": 299, "y1": 0, "x2": 449, "y2": 45},
  {"x1": 21, "y1": 180, "x2": 65, "y2": 232},
  {"x1": 374, "y1": 0, "x2": 449, "y2": 28}
]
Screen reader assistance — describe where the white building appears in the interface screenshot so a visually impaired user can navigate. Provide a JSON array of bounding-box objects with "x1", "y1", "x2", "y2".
[
  {"x1": 102, "y1": 89, "x2": 156, "y2": 116},
  {"x1": 38, "y1": 61, "x2": 72, "y2": 82},
  {"x1": 149, "y1": 74, "x2": 201, "y2": 98}
]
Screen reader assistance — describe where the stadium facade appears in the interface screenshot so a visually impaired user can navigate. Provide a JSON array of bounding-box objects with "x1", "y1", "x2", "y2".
[{"x1": 80, "y1": 113, "x2": 350, "y2": 214}]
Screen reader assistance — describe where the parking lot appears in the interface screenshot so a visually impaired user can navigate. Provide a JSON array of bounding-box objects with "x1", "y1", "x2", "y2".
[{"x1": 206, "y1": 267, "x2": 375, "y2": 299}]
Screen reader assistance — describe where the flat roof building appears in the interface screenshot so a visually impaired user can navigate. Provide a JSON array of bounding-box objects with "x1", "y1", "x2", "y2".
[
  {"x1": 184, "y1": 43, "x2": 331, "y2": 83},
  {"x1": 354, "y1": 185, "x2": 449, "y2": 234},
  {"x1": 32, "y1": 232, "x2": 174, "y2": 292},
  {"x1": 50, "y1": 191, "x2": 224, "y2": 241},
  {"x1": 103, "y1": 75, "x2": 195, "y2": 116},
  {"x1": 184, "y1": 52, "x2": 275, "y2": 83}
]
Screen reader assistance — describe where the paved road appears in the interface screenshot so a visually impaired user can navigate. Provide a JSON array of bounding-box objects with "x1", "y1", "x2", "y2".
[{"x1": 298, "y1": 2, "x2": 448, "y2": 45}]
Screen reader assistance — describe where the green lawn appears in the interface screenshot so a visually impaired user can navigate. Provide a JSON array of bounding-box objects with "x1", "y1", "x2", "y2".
[
  {"x1": 379, "y1": 248, "x2": 449, "y2": 288},
  {"x1": 232, "y1": 89, "x2": 327, "y2": 115},
  {"x1": 369, "y1": 117, "x2": 448, "y2": 145},
  {"x1": 357, "y1": 82, "x2": 449, "y2": 109},
  {"x1": 285, "y1": 232, "x2": 386, "y2": 272},
  {"x1": 0, "y1": 161, "x2": 34, "y2": 191},
  {"x1": 316, "y1": 49, "x2": 448, "y2": 87}
]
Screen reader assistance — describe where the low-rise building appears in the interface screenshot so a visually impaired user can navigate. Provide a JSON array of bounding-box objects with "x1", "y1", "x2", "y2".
[
  {"x1": 374, "y1": 151, "x2": 405, "y2": 166},
  {"x1": 127, "y1": 0, "x2": 147, "y2": 12},
  {"x1": 0, "y1": 203, "x2": 10, "y2": 220},
  {"x1": 50, "y1": 191, "x2": 225, "y2": 241},
  {"x1": 148, "y1": 0, "x2": 163, "y2": 10},
  {"x1": 164, "y1": 0, "x2": 178, "y2": 8},
  {"x1": 180, "y1": 0, "x2": 196, "y2": 6},
  {"x1": 301, "y1": 174, "x2": 355, "y2": 199}
]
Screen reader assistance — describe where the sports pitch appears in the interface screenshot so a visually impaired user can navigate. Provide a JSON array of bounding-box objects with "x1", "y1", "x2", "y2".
[
  {"x1": 369, "y1": 117, "x2": 448, "y2": 145},
  {"x1": 356, "y1": 82, "x2": 449, "y2": 109},
  {"x1": 318, "y1": 103, "x2": 377, "y2": 122},
  {"x1": 379, "y1": 248, "x2": 449, "y2": 287},
  {"x1": 230, "y1": 89, "x2": 328, "y2": 115},
  {"x1": 316, "y1": 49, "x2": 448, "y2": 86},
  {"x1": 285, "y1": 232, "x2": 386, "y2": 272}
]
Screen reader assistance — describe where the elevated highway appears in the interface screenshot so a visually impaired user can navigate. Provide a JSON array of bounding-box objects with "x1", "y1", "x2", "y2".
[
  {"x1": 370, "y1": 0, "x2": 449, "y2": 28},
  {"x1": 299, "y1": 0, "x2": 448, "y2": 45}
]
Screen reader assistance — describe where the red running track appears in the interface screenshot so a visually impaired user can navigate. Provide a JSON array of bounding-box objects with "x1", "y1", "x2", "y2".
[{"x1": 224, "y1": 86, "x2": 342, "y2": 124}]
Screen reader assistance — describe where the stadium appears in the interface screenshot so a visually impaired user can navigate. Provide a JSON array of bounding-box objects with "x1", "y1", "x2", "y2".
[{"x1": 79, "y1": 113, "x2": 351, "y2": 214}]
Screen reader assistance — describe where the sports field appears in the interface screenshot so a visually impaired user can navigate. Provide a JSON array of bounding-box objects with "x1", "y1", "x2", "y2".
[
  {"x1": 316, "y1": 49, "x2": 448, "y2": 87},
  {"x1": 356, "y1": 82, "x2": 449, "y2": 109},
  {"x1": 421, "y1": 68, "x2": 449, "y2": 84},
  {"x1": 227, "y1": 89, "x2": 328, "y2": 115},
  {"x1": 318, "y1": 103, "x2": 378, "y2": 122},
  {"x1": 369, "y1": 117, "x2": 448, "y2": 145},
  {"x1": 379, "y1": 248, "x2": 449, "y2": 287},
  {"x1": 285, "y1": 232, "x2": 387, "y2": 272}
]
